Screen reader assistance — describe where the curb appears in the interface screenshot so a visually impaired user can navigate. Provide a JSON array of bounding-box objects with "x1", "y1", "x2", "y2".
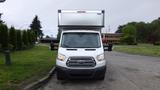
[{"x1": 23, "y1": 67, "x2": 56, "y2": 90}]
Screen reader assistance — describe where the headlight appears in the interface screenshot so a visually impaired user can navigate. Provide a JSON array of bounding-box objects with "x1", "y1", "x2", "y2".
[
  {"x1": 57, "y1": 53, "x2": 66, "y2": 61},
  {"x1": 97, "y1": 53, "x2": 104, "y2": 61}
]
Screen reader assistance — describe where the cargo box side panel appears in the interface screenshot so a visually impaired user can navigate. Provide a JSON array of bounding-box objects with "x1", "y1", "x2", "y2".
[{"x1": 58, "y1": 10, "x2": 104, "y2": 27}]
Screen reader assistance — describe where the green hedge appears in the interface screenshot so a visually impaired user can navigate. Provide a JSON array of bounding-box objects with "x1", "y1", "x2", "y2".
[{"x1": 0, "y1": 23, "x2": 36, "y2": 51}]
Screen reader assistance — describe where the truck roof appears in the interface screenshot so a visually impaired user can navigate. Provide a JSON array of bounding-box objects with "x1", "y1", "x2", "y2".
[
  {"x1": 58, "y1": 10, "x2": 105, "y2": 28},
  {"x1": 62, "y1": 30, "x2": 101, "y2": 33}
]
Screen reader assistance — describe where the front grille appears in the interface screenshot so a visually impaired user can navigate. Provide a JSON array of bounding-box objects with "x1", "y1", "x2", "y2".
[{"x1": 66, "y1": 56, "x2": 96, "y2": 67}]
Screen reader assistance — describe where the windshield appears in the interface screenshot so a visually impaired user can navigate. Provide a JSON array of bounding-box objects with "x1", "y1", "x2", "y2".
[{"x1": 61, "y1": 33, "x2": 101, "y2": 48}]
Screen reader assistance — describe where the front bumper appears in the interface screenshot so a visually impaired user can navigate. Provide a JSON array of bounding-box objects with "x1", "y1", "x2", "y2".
[{"x1": 56, "y1": 65, "x2": 106, "y2": 79}]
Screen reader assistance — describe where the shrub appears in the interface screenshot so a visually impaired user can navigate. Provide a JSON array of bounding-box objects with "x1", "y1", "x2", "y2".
[
  {"x1": 22, "y1": 43, "x2": 27, "y2": 49},
  {"x1": 9, "y1": 26, "x2": 17, "y2": 50},
  {"x1": 30, "y1": 31, "x2": 36, "y2": 45},
  {"x1": 121, "y1": 25, "x2": 137, "y2": 45},
  {"x1": 0, "y1": 24, "x2": 36, "y2": 52},
  {"x1": 0, "y1": 24, "x2": 9, "y2": 50},
  {"x1": 8, "y1": 44, "x2": 14, "y2": 50},
  {"x1": 121, "y1": 35, "x2": 135, "y2": 45},
  {"x1": 22, "y1": 30, "x2": 29, "y2": 47},
  {"x1": 27, "y1": 30, "x2": 32, "y2": 45},
  {"x1": 16, "y1": 30, "x2": 22, "y2": 50},
  {"x1": 0, "y1": 27, "x2": 1, "y2": 51},
  {"x1": 0, "y1": 44, "x2": 2, "y2": 51},
  {"x1": 154, "y1": 41, "x2": 160, "y2": 45}
]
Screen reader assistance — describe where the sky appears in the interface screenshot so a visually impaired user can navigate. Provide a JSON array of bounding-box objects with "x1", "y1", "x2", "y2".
[{"x1": 0, "y1": 0, "x2": 160, "y2": 37}]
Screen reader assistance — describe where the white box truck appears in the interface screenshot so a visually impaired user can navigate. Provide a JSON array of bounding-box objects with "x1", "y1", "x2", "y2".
[{"x1": 54, "y1": 10, "x2": 110, "y2": 80}]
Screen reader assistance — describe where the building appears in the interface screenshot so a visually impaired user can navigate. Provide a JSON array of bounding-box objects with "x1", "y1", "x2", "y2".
[{"x1": 102, "y1": 33, "x2": 123, "y2": 44}]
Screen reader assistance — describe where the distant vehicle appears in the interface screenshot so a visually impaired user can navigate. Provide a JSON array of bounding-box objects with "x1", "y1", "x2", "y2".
[{"x1": 52, "y1": 10, "x2": 112, "y2": 80}]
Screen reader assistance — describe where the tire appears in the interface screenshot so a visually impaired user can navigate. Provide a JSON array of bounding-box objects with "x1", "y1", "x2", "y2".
[
  {"x1": 97, "y1": 67, "x2": 106, "y2": 80},
  {"x1": 56, "y1": 70, "x2": 65, "y2": 80},
  {"x1": 98, "y1": 73, "x2": 105, "y2": 80}
]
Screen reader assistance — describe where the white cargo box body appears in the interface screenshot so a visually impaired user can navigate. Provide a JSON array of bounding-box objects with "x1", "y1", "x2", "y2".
[{"x1": 58, "y1": 10, "x2": 104, "y2": 27}]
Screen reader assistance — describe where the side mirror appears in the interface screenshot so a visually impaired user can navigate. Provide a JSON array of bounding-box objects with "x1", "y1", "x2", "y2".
[
  {"x1": 50, "y1": 42, "x2": 59, "y2": 51},
  {"x1": 103, "y1": 44, "x2": 113, "y2": 51}
]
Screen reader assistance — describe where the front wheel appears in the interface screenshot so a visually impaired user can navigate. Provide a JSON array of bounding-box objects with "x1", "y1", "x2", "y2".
[
  {"x1": 96, "y1": 66, "x2": 106, "y2": 80},
  {"x1": 97, "y1": 73, "x2": 105, "y2": 80},
  {"x1": 56, "y1": 70, "x2": 65, "y2": 80}
]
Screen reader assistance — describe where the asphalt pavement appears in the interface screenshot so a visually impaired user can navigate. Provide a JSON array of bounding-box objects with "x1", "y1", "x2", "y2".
[{"x1": 38, "y1": 51, "x2": 160, "y2": 90}]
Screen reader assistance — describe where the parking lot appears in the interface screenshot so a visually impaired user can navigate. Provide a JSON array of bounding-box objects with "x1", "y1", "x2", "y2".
[{"x1": 38, "y1": 51, "x2": 160, "y2": 90}]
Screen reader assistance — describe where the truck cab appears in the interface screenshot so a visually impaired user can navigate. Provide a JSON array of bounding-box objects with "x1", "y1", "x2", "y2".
[{"x1": 55, "y1": 10, "x2": 109, "y2": 80}]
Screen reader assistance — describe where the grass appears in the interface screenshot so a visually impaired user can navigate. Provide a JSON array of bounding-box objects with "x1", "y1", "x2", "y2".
[
  {"x1": 0, "y1": 45, "x2": 56, "y2": 90},
  {"x1": 113, "y1": 44, "x2": 160, "y2": 57}
]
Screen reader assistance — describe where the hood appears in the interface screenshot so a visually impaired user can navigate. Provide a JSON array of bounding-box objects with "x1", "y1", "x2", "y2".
[{"x1": 58, "y1": 47, "x2": 103, "y2": 60}]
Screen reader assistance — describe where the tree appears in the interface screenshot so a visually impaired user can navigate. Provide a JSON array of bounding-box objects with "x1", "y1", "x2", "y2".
[
  {"x1": 28, "y1": 30, "x2": 36, "y2": 45},
  {"x1": 149, "y1": 27, "x2": 160, "y2": 44},
  {"x1": 135, "y1": 22, "x2": 148, "y2": 42},
  {"x1": 22, "y1": 30, "x2": 29, "y2": 49},
  {"x1": 30, "y1": 15, "x2": 43, "y2": 40},
  {"x1": 116, "y1": 25, "x2": 125, "y2": 33},
  {"x1": 115, "y1": 17, "x2": 160, "y2": 44},
  {"x1": 16, "y1": 30, "x2": 22, "y2": 50},
  {"x1": 9, "y1": 26, "x2": 17, "y2": 50},
  {"x1": 0, "y1": 17, "x2": 4, "y2": 24},
  {"x1": 0, "y1": 24, "x2": 2, "y2": 51},
  {"x1": 27, "y1": 30, "x2": 32, "y2": 45},
  {"x1": 148, "y1": 17, "x2": 160, "y2": 44},
  {"x1": 116, "y1": 22, "x2": 136, "y2": 33},
  {"x1": 0, "y1": 24, "x2": 9, "y2": 50},
  {"x1": 46, "y1": 35, "x2": 50, "y2": 38},
  {"x1": 121, "y1": 25, "x2": 137, "y2": 45}
]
